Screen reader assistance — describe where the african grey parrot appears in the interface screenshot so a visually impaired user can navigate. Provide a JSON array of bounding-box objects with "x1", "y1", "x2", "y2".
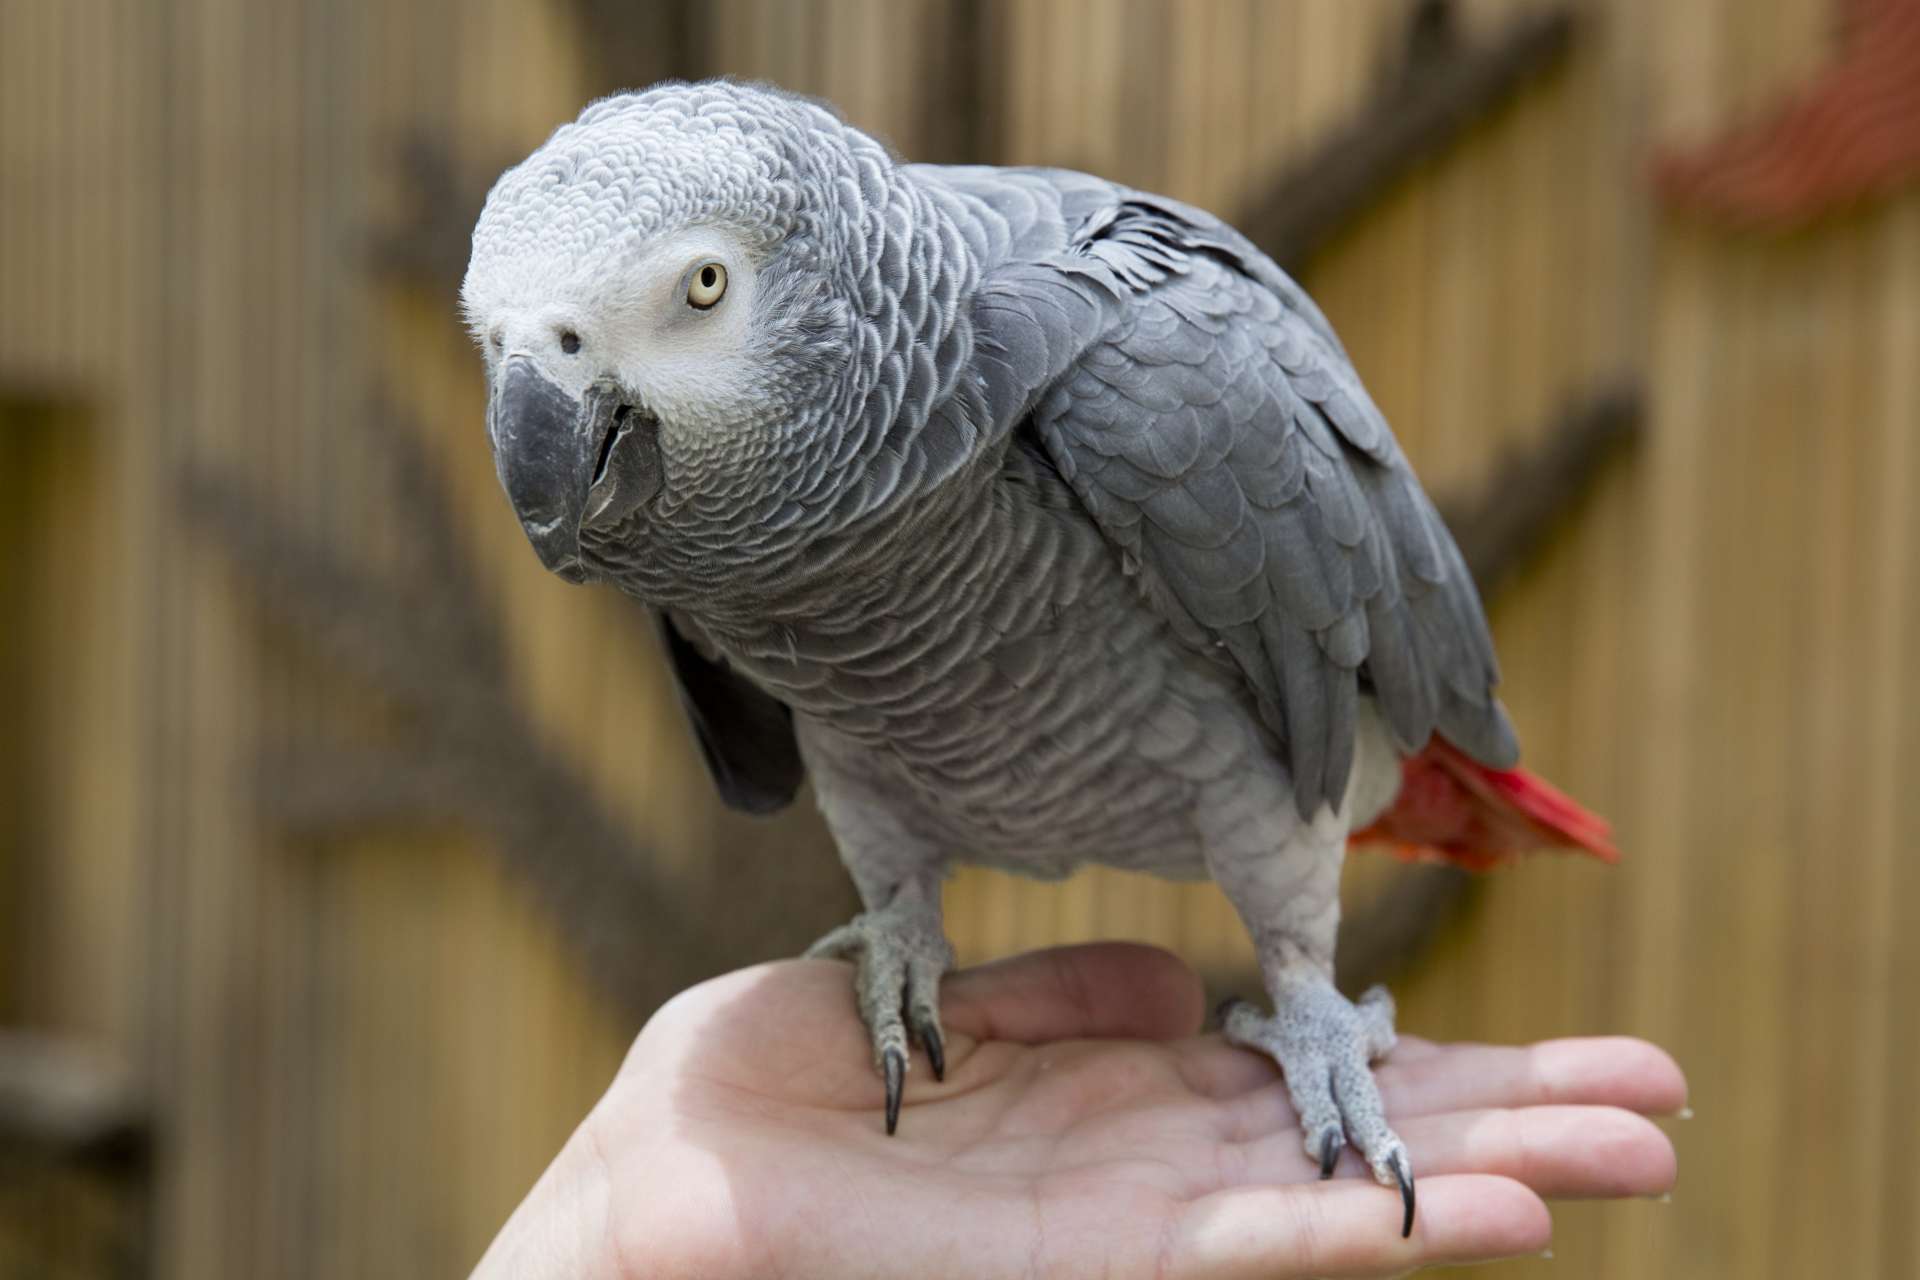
[{"x1": 461, "y1": 80, "x2": 1616, "y2": 1239}]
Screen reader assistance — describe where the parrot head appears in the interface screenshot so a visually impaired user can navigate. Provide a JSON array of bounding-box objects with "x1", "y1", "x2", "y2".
[{"x1": 461, "y1": 80, "x2": 918, "y2": 592}]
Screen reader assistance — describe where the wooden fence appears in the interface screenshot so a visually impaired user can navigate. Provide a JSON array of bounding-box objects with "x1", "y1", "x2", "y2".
[{"x1": 2, "y1": 1, "x2": 1916, "y2": 1275}]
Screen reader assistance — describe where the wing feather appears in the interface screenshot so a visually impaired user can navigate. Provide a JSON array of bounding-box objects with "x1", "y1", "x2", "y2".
[
  {"x1": 656, "y1": 612, "x2": 805, "y2": 815},
  {"x1": 959, "y1": 179, "x2": 1517, "y2": 816}
]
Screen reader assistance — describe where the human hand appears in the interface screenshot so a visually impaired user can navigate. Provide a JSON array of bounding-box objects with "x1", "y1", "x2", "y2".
[{"x1": 472, "y1": 943, "x2": 1684, "y2": 1279}]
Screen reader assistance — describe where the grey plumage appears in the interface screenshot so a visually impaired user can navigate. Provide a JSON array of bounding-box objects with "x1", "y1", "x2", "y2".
[
  {"x1": 656, "y1": 611, "x2": 802, "y2": 814},
  {"x1": 463, "y1": 80, "x2": 1528, "y2": 1233},
  {"x1": 967, "y1": 185, "x2": 1516, "y2": 815}
]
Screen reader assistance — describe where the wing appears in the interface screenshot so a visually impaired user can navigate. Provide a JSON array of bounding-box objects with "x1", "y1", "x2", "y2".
[
  {"x1": 964, "y1": 185, "x2": 1517, "y2": 819},
  {"x1": 656, "y1": 611, "x2": 804, "y2": 815}
]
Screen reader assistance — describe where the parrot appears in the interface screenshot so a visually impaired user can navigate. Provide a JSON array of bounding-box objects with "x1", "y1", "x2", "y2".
[{"x1": 461, "y1": 79, "x2": 1617, "y2": 1239}]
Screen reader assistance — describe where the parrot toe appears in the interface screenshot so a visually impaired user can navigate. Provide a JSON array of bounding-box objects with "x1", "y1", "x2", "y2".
[
  {"x1": 915, "y1": 1016, "x2": 946, "y2": 1082},
  {"x1": 882, "y1": 1047, "x2": 906, "y2": 1136},
  {"x1": 805, "y1": 907, "x2": 955, "y2": 1133},
  {"x1": 1390, "y1": 1146, "x2": 1415, "y2": 1238},
  {"x1": 1318, "y1": 1129, "x2": 1344, "y2": 1179},
  {"x1": 1222, "y1": 980, "x2": 1415, "y2": 1237}
]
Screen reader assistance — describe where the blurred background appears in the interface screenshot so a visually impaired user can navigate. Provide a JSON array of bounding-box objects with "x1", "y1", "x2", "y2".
[{"x1": 3, "y1": 0, "x2": 1918, "y2": 1275}]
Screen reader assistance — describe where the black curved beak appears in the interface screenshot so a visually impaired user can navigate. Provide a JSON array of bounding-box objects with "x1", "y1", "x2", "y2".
[{"x1": 487, "y1": 357, "x2": 660, "y2": 583}]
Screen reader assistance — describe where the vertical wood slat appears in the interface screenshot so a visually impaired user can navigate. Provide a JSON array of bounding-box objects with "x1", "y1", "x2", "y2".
[{"x1": 1867, "y1": 197, "x2": 1920, "y2": 1280}]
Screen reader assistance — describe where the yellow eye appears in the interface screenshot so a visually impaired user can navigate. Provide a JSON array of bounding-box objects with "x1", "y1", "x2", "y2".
[{"x1": 688, "y1": 262, "x2": 727, "y2": 310}]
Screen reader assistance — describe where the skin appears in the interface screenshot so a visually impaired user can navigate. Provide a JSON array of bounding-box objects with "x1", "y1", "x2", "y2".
[{"x1": 470, "y1": 943, "x2": 1685, "y2": 1279}]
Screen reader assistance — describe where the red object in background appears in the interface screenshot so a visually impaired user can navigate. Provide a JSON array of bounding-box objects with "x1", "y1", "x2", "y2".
[
  {"x1": 1351, "y1": 737, "x2": 1620, "y2": 871},
  {"x1": 1655, "y1": 0, "x2": 1920, "y2": 228}
]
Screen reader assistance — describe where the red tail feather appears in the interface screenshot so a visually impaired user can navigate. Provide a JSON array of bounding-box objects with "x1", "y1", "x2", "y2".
[{"x1": 1349, "y1": 737, "x2": 1619, "y2": 870}]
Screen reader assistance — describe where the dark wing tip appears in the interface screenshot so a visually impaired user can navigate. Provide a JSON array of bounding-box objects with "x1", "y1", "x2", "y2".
[{"x1": 657, "y1": 613, "x2": 806, "y2": 816}]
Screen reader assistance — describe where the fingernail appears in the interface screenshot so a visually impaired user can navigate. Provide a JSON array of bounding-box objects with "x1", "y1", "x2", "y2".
[{"x1": 1677, "y1": 1106, "x2": 1694, "y2": 1120}]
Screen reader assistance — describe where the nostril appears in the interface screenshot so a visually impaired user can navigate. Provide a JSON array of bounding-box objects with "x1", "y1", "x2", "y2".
[{"x1": 559, "y1": 330, "x2": 581, "y2": 355}]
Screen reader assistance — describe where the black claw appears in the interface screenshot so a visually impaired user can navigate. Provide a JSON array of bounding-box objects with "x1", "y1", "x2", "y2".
[
  {"x1": 1214, "y1": 996, "x2": 1247, "y2": 1026},
  {"x1": 883, "y1": 1048, "x2": 906, "y2": 1136},
  {"x1": 1393, "y1": 1154, "x2": 1415, "y2": 1239},
  {"x1": 1318, "y1": 1131, "x2": 1344, "y2": 1179},
  {"x1": 920, "y1": 1022, "x2": 946, "y2": 1082}
]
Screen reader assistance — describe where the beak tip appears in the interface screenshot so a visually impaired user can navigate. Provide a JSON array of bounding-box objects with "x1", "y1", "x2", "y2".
[{"x1": 491, "y1": 358, "x2": 593, "y2": 578}]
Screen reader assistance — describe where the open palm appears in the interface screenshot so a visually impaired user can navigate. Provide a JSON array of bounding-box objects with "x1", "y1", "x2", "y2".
[{"x1": 474, "y1": 943, "x2": 1684, "y2": 1279}]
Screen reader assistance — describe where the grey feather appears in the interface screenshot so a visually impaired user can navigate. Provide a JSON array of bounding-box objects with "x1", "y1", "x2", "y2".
[{"x1": 968, "y1": 191, "x2": 1514, "y2": 815}]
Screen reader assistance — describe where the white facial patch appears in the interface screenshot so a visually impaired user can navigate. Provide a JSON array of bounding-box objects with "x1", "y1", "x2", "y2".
[{"x1": 603, "y1": 226, "x2": 767, "y2": 435}]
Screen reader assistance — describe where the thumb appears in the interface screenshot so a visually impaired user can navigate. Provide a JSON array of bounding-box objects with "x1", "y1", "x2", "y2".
[{"x1": 940, "y1": 942, "x2": 1205, "y2": 1044}]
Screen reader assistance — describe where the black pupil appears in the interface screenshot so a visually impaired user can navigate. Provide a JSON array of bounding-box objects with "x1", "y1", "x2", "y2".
[{"x1": 700, "y1": 267, "x2": 716, "y2": 287}]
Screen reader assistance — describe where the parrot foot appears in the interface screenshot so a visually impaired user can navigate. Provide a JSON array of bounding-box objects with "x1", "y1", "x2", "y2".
[
  {"x1": 805, "y1": 905, "x2": 955, "y2": 1135},
  {"x1": 1220, "y1": 982, "x2": 1415, "y2": 1238}
]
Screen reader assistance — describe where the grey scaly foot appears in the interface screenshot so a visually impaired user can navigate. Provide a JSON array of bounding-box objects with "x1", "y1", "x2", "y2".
[
  {"x1": 1221, "y1": 981, "x2": 1415, "y2": 1237},
  {"x1": 805, "y1": 905, "x2": 955, "y2": 1134}
]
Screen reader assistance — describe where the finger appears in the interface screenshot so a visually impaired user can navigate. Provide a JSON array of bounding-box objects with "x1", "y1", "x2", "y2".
[
  {"x1": 1375, "y1": 1037, "x2": 1689, "y2": 1121},
  {"x1": 1239, "y1": 1105, "x2": 1678, "y2": 1200},
  {"x1": 1164, "y1": 1173, "x2": 1550, "y2": 1279},
  {"x1": 940, "y1": 943, "x2": 1205, "y2": 1044},
  {"x1": 1378, "y1": 1034, "x2": 1445, "y2": 1063},
  {"x1": 1411, "y1": 1105, "x2": 1678, "y2": 1198},
  {"x1": 1183, "y1": 1034, "x2": 1687, "y2": 1119}
]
